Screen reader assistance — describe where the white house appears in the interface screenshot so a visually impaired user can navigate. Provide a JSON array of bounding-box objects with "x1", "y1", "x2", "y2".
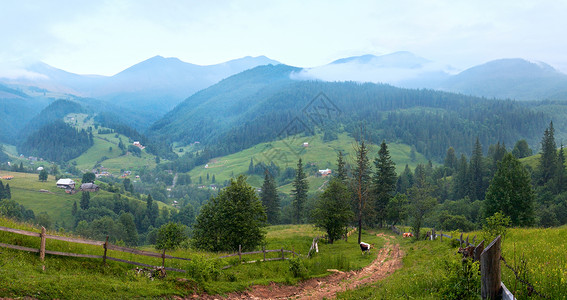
[
  {"x1": 56, "y1": 178, "x2": 75, "y2": 190},
  {"x1": 318, "y1": 169, "x2": 332, "y2": 177}
]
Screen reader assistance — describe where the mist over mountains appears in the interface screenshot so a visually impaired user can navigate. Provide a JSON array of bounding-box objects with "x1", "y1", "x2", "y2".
[{"x1": 2, "y1": 51, "x2": 567, "y2": 149}]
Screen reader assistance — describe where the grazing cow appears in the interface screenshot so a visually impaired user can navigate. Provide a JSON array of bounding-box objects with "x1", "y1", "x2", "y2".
[
  {"x1": 360, "y1": 242, "x2": 372, "y2": 254},
  {"x1": 458, "y1": 246, "x2": 475, "y2": 259},
  {"x1": 403, "y1": 232, "x2": 414, "y2": 238}
]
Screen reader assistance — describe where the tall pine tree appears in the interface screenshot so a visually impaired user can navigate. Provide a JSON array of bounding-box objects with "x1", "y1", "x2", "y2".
[
  {"x1": 351, "y1": 137, "x2": 371, "y2": 243},
  {"x1": 372, "y1": 141, "x2": 397, "y2": 227},
  {"x1": 337, "y1": 151, "x2": 347, "y2": 182},
  {"x1": 538, "y1": 121, "x2": 557, "y2": 186},
  {"x1": 260, "y1": 170, "x2": 280, "y2": 224},
  {"x1": 291, "y1": 158, "x2": 308, "y2": 224},
  {"x1": 469, "y1": 138, "x2": 486, "y2": 201}
]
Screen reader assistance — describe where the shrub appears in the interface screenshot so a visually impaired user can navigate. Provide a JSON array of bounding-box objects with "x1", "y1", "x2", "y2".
[
  {"x1": 482, "y1": 212, "x2": 511, "y2": 242},
  {"x1": 186, "y1": 255, "x2": 221, "y2": 283},
  {"x1": 439, "y1": 256, "x2": 480, "y2": 299},
  {"x1": 288, "y1": 257, "x2": 307, "y2": 279}
]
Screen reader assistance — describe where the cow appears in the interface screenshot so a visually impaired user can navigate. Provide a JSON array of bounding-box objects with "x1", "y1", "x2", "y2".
[
  {"x1": 458, "y1": 246, "x2": 475, "y2": 259},
  {"x1": 360, "y1": 242, "x2": 372, "y2": 254},
  {"x1": 403, "y1": 232, "x2": 414, "y2": 238}
]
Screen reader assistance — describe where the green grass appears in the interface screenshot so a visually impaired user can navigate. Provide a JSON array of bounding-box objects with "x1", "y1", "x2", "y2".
[
  {"x1": 0, "y1": 170, "x2": 169, "y2": 229},
  {"x1": 337, "y1": 235, "x2": 455, "y2": 299},
  {"x1": 67, "y1": 113, "x2": 157, "y2": 175},
  {"x1": 189, "y1": 132, "x2": 430, "y2": 192},
  {"x1": 338, "y1": 227, "x2": 567, "y2": 300},
  {"x1": 499, "y1": 226, "x2": 567, "y2": 300},
  {"x1": 0, "y1": 218, "x2": 384, "y2": 298}
]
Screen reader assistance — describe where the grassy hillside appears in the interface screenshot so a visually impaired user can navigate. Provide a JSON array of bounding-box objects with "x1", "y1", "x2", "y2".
[
  {"x1": 188, "y1": 132, "x2": 430, "y2": 192},
  {"x1": 66, "y1": 113, "x2": 157, "y2": 174},
  {"x1": 0, "y1": 218, "x2": 383, "y2": 298},
  {"x1": 0, "y1": 170, "x2": 168, "y2": 230}
]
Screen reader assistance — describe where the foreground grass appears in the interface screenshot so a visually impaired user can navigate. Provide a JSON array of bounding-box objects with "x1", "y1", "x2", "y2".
[
  {"x1": 339, "y1": 226, "x2": 567, "y2": 300},
  {"x1": 337, "y1": 235, "x2": 455, "y2": 299},
  {"x1": 0, "y1": 218, "x2": 384, "y2": 298}
]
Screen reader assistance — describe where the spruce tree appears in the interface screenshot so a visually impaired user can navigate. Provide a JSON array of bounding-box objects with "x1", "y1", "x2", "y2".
[
  {"x1": 72, "y1": 201, "x2": 78, "y2": 216},
  {"x1": 80, "y1": 191, "x2": 90, "y2": 210},
  {"x1": 260, "y1": 170, "x2": 280, "y2": 224},
  {"x1": 539, "y1": 121, "x2": 557, "y2": 186},
  {"x1": 555, "y1": 145, "x2": 567, "y2": 194},
  {"x1": 248, "y1": 158, "x2": 254, "y2": 174},
  {"x1": 453, "y1": 154, "x2": 469, "y2": 200},
  {"x1": 484, "y1": 153, "x2": 535, "y2": 226},
  {"x1": 469, "y1": 138, "x2": 486, "y2": 201},
  {"x1": 337, "y1": 151, "x2": 347, "y2": 182},
  {"x1": 0, "y1": 180, "x2": 4, "y2": 200},
  {"x1": 4, "y1": 183, "x2": 10, "y2": 199},
  {"x1": 372, "y1": 141, "x2": 397, "y2": 227},
  {"x1": 351, "y1": 137, "x2": 371, "y2": 243},
  {"x1": 397, "y1": 164, "x2": 413, "y2": 194},
  {"x1": 291, "y1": 158, "x2": 308, "y2": 224},
  {"x1": 444, "y1": 147, "x2": 458, "y2": 172}
]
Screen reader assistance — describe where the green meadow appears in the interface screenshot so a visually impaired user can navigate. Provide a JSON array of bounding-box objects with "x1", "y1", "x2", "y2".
[{"x1": 189, "y1": 132, "x2": 430, "y2": 191}]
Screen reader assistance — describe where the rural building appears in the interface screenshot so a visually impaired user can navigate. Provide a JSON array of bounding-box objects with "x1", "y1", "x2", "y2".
[
  {"x1": 133, "y1": 141, "x2": 145, "y2": 149},
  {"x1": 1, "y1": 175, "x2": 14, "y2": 180},
  {"x1": 56, "y1": 178, "x2": 75, "y2": 190},
  {"x1": 79, "y1": 183, "x2": 99, "y2": 192},
  {"x1": 318, "y1": 169, "x2": 332, "y2": 177},
  {"x1": 303, "y1": 142, "x2": 309, "y2": 147}
]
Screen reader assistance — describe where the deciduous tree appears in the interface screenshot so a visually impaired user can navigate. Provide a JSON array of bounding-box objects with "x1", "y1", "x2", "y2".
[{"x1": 312, "y1": 178, "x2": 353, "y2": 243}]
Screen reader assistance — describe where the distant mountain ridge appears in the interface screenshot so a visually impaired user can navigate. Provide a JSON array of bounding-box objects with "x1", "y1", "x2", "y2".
[
  {"x1": 0, "y1": 55, "x2": 281, "y2": 124},
  {"x1": 436, "y1": 58, "x2": 567, "y2": 100}
]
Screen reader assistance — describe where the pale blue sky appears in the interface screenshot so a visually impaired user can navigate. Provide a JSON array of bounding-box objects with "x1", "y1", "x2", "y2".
[{"x1": 1, "y1": 0, "x2": 566, "y2": 75}]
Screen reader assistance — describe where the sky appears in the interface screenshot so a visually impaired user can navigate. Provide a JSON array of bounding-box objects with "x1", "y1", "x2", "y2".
[{"x1": 1, "y1": 0, "x2": 566, "y2": 76}]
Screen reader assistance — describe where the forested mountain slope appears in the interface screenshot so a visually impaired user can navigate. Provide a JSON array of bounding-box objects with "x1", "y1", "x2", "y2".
[{"x1": 148, "y1": 64, "x2": 548, "y2": 161}]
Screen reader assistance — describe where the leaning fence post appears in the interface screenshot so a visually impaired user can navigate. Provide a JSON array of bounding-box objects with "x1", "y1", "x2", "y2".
[
  {"x1": 263, "y1": 246, "x2": 266, "y2": 261},
  {"x1": 103, "y1": 235, "x2": 109, "y2": 264},
  {"x1": 40, "y1": 226, "x2": 46, "y2": 261},
  {"x1": 238, "y1": 245, "x2": 242, "y2": 263},
  {"x1": 481, "y1": 235, "x2": 502, "y2": 300},
  {"x1": 161, "y1": 248, "x2": 166, "y2": 268},
  {"x1": 460, "y1": 233, "x2": 463, "y2": 247},
  {"x1": 281, "y1": 247, "x2": 284, "y2": 260},
  {"x1": 474, "y1": 240, "x2": 484, "y2": 263}
]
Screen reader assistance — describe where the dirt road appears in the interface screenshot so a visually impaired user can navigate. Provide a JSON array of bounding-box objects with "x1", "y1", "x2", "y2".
[{"x1": 202, "y1": 233, "x2": 403, "y2": 300}]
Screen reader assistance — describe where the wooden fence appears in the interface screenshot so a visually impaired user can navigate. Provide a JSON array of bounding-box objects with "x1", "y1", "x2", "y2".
[
  {"x1": 0, "y1": 225, "x2": 298, "y2": 272},
  {"x1": 389, "y1": 226, "x2": 514, "y2": 299}
]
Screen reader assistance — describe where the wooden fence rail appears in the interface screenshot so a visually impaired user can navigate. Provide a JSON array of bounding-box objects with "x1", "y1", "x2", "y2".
[{"x1": 1, "y1": 226, "x2": 298, "y2": 273}]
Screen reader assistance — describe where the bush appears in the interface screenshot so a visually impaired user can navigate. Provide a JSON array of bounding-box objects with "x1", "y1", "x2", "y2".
[
  {"x1": 482, "y1": 212, "x2": 511, "y2": 243},
  {"x1": 155, "y1": 222, "x2": 187, "y2": 250},
  {"x1": 186, "y1": 255, "x2": 221, "y2": 283},
  {"x1": 439, "y1": 256, "x2": 480, "y2": 299},
  {"x1": 288, "y1": 257, "x2": 307, "y2": 279}
]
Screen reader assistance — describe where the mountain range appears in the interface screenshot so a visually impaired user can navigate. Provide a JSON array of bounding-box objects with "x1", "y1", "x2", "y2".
[{"x1": 2, "y1": 51, "x2": 567, "y2": 149}]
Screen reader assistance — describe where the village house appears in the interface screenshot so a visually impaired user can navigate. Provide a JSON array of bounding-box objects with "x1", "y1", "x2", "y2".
[
  {"x1": 133, "y1": 141, "x2": 145, "y2": 149},
  {"x1": 318, "y1": 169, "x2": 332, "y2": 177},
  {"x1": 79, "y1": 183, "x2": 99, "y2": 192},
  {"x1": 56, "y1": 178, "x2": 75, "y2": 189}
]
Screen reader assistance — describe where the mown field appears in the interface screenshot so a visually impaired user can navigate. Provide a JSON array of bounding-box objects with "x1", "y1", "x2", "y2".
[
  {"x1": 189, "y1": 132, "x2": 430, "y2": 191},
  {"x1": 0, "y1": 217, "x2": 383, "y2": 299}
]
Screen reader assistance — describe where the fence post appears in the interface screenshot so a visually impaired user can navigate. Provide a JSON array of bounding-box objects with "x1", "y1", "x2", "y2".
[
  {"x1": 460, "y1": 233, "x2": 463, "y2": 247},
  {"x1": 292, "y1": 247, "x2": 295, "y2": 258},
  {"x1": 440, "y1": 231, "x2": 443, "y2": 242},
  {"x1": 263, "y1": 246, "x2": 266, "y2": 261},
  {"x1": 161, "y1": 248, "x2": 166, "y2": 268},
  {"x1": 40, "y1": 227, "x2": 46, "y2": 261},
  {"x1": 474, "y1": 240, "x2": 484, "y2": 262},
  {"x1": 281, "y1": 247, "x2": 284, "y2": 260},
  {"x1": 238, "y1": 245, "x2": 242, "y2": 263},
  {"x1": 481, "y1": 235, "x2": 502, "y2": 300},
  {"x1": 103, "y1": 235, "x2": 109, "y2": 264}
]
